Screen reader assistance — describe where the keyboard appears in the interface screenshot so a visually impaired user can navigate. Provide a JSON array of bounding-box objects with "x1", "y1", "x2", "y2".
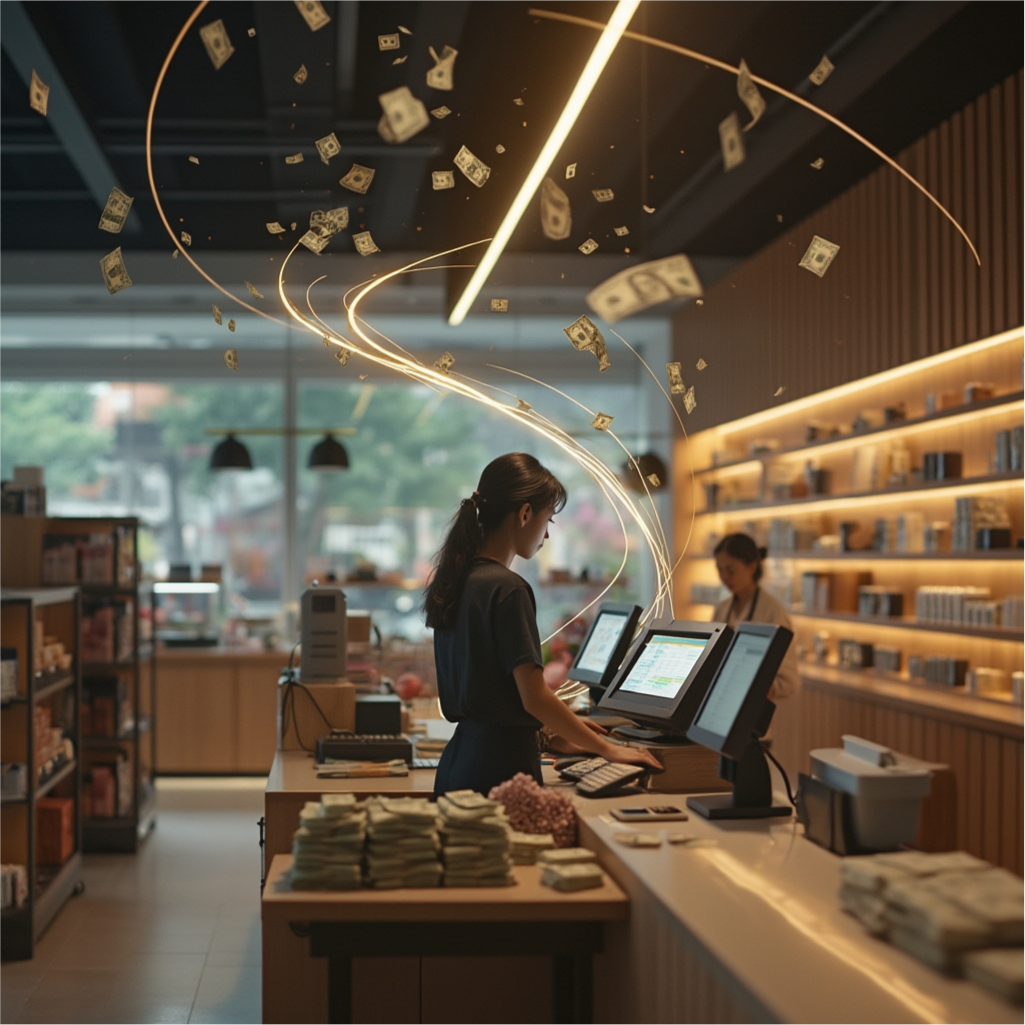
[
  {"x1": 563, "y1": 758, "x2": 649, "y2": 798},
  {"x1": 316, "y1": 733, "x2": 413, "y2": 765}
]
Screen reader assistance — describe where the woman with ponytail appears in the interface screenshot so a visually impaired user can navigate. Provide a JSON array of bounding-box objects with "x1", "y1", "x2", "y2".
[{"x1": 425, "y1": 453, "x2": 660, "y2": 796}]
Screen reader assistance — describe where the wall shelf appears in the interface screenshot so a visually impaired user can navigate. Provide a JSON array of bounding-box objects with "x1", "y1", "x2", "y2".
[
  {"x1": 33, "y1": 671, "x2": 77, "y2": 704},
  {"x1": 692, "y1": 550, "x2": 1023, "y2": 563},
  {"x1": 790, "y1": 610, "x2": 1023, "y2": 642}
]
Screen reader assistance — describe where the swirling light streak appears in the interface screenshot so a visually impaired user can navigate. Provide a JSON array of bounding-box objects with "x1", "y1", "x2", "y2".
[{"x1": 528, "y1": 7, "x2": 981, "y2": 266}]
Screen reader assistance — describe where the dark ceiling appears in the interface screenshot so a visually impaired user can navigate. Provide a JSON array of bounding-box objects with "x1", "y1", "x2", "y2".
[{"x1": 1, "y1": 1, "x2": 1022, "y2": 308}]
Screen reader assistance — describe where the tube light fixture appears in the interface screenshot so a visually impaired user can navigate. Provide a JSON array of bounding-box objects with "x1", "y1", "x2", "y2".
[{"x1": 447, "y1": 0, "x2": 641, "y2": 326}]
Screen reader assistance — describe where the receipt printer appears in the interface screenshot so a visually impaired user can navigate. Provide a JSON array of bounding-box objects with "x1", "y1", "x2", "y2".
[
  {"x1": 300, "y1": 583, "x2": 347, "y2": 680},
  {"x1": 798, "y1": 735, "x2": 934, "y2": 855}
]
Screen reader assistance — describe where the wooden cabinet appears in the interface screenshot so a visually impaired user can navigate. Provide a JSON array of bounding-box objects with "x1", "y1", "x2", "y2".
[{"x1": 155, "y1": 650, "x2": 285, "y2": 774}]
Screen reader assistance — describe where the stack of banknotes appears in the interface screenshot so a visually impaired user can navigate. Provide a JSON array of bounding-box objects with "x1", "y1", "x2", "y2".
[
  {"x1": 364, "y1": 797, "x2": 443, "y2": 889},
  {"x1": 288, "y1": 794, "x2": 366, "y2": 890},
  {"x1": 840, "y1": 850, "x2": 1023, "y2": 1001},
  {"x1": 508, "y1": 830, "x2": 555, "y2": 865},
  {"x1": 538, "y1": 847, "x2": 604, "y2": 892},
  {"x1": 437, "y1": 790, "x2": 515, "y2": 887}
]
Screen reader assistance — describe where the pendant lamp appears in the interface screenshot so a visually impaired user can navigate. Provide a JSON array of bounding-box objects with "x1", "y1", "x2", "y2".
[
  {"x1": 307, "y1": 433, "x2": 350, "y2": 471},
  {"x1": 209, "y1": 433, "x2": 253, "y2": 471}
]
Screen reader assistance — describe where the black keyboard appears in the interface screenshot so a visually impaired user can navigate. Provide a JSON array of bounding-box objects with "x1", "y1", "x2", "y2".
[
  {"x1": 558, "y1": 757, "x2": 610, "y2": 782},
  {"x1": 571, "y1": 759, "x2": 649, "y2": 798},
  {"x1": 316, "y1": 733, "x2": 413, "y2": 765}
]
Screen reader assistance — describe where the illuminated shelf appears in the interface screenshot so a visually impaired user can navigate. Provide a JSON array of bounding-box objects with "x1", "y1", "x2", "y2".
[
  {"x1": 694, "y1": 390, "x2": 1024, "y2": 475},
  {"x1": 790, "y1": 610, "x2": 1023, "y2": 643},
  {"x1": 691, "y1": 550, "x2": 1023, "y2": 562},
  {"x1": 697, "y1": 471, "x2": 1022, "y2": 519}
]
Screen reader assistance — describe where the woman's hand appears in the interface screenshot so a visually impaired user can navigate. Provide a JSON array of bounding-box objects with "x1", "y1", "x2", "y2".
[{"x1": 597, "y1": 739, "x2": 663, "y2": 771}]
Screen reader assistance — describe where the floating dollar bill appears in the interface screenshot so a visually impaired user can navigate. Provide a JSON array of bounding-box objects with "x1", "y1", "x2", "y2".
[
  {"x1": 98, "y1": 187, "x2": 133, "y2": 234},
  {"x1": 432, "y1": 170, "x2": 455, "y2": 190},
  {"x1": 454, "y1": 145, "x2": 490, "y2": 187},
  {"x1": 431, "y1": 105, "x2": 452, "y2": 119},
  {"x1": 719, "y1": 111, "x2": 745, "y2": 171},
  {"x1": 592, "y1": 189, "x2": 614, "y2": 202},
  {"x1": 643, "y1": 204, "x2": 655, "y2": 213},
  {"x1": 495, "y1": 144, "x2": 505, "y2": 154},
  {"x1": 285, "y1": 153, "x2": 304, "y2": 164},
  {"x1": 591, "y1": 412, "x2": 614, "y2": 432},
  {"x1": 696, "y1": 358, "x2": 707, "y2": 371},
  {"x1": 299, "y1": 230, "x2": 330, "y2": 254},
  {"x1": 809, "y1": 55, "x2": 834, "y2": 86},
  {"x1": 587, "y1": 253, "x2": 703, "y2": 324},
  {"x1": 310, "y1": 207, "x2": 349, "y2": 235},
  {"x1": 100, "y1": 248, "x2": 132, "y2": 294},
  {"x1": 243, "y1": 281, "x2": 264, "y2": 300},
  {"x1": 378, "y1": 33, "x2": 400, "y2": 50},
  {"x1": 810, "y1": 157, "x2": 824, "y2": 170},
  {"x1": 352, "y1": 230, "x2": 380, "y2": 256},
  {"x1": 683, "y1": 386, "x2": 696, "y2": 414},
  {"x1": 579, "y1": 239, "x2": 598, "y2": 255},
  {"x1": 647, "y1": 473, "x2": 661, "y2": 487},
  {"x1": 491, "y1": 299, "x2": 509, "y2": 312},
  {"x1": 774, "y1": 386, "x2": 785, "y2": 397},
  {"x1": 614, "y1": 226, "x2": 629, "y2": 236},
  {"x1": 224, "y1": 348, "x2": 239, "y2": 371},
  {"x1": 199, "y1": 19, "x2": 234, "y2": 69},
  {"x1": 516, "y1": 398, "x2": 533, "y2": 412},
  {"x1": 392, "y1": 56, "x2": 408, "y2": 65},
  {"x1": 377, "y1": 113, "x2": 397, "y2": 144},
  {"x1": 799, "y1": 235, "x2": 840, "y2": 277},
  {"x1": 212, "y1": 305, "x2": 222, "y2": 325},
  {"x1": 29, "y1": 70, "x2": 49, "y2": 116},
  {"x1": 666, "y1": 362, "x2": 686, "y2": 394},
  {"x1": 427, "y1": 45, "x2": 457, "y2": 90},
  {"x1": 228, "y1": 319, "x2": 236, "y2": 332},
  {"x1": 335, "y1": 347, "x2": 351, "y2": 366},
  {"x1": 316, "y1": 133, "x2": 341, "y2": 164},
  {"x1": 266, "y1": 221, "x2": 286, "y2": 234},
  {"x1": 565, "y1": 163, "x2": 577, "y2": 179},
  {"x1": 378, "y1": 86, "x2": 429, "y2": 143},
  {"x1": 539, "y1": 177, "x2": 571, "y2": 240},
  {"x1": 189, "y1": 155, "x2": 199, "y2": 164},
  {"x1": 339, "y1": 163, "x2": 375, "y2": 193},
  {"x1": 295, "y1": 0, "x2": 331, "y2": 31},
  {"x1": 434, "y1": 351, "x2": 455, "y2": 373},
  {"x1": 513, "y1": 97, "x2": 524, "y2": 106},
  {"x1": 776, "y1": 213, "x2": 783, "y2": 222},
  {"x1": 181, "y1": 231, "x2": 192, "y2": 246},
  {"x1": 294, "y1": 64, "x2": 308, "y2": 84},
  {"x1": 398, "y1": 25, "x2": 412, "y2": 35},
  {"x1": 172, "y1": 250, "x2": 178, "y2": 259},
  {"x1": 737, "y1": 59, "x2": 765, "y2": 130},
  {"x1": 564, "y1": 315, "x2": 611, "y2": 371},
  {"x1": 247, "y1": 27, "x2": 256, "y2": 38}
]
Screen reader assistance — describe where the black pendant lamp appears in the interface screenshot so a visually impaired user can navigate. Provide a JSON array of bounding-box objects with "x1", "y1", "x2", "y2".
[
  {"x1": 209, "y1": 433, "x2": 253, "y2": 471},
  {"x1": 308, "y1": 433, "x2": 350, "y2": 471}
]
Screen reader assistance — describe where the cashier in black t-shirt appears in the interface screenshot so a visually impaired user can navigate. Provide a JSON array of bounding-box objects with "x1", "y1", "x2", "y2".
[{"x1": 424, "y1": 453, "x2": 660, "y2": 796}]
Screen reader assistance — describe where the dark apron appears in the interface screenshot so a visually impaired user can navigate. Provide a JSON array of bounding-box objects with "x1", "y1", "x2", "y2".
[{"x1": 433, "y1": 720, "x2": 542, "y2": 797}]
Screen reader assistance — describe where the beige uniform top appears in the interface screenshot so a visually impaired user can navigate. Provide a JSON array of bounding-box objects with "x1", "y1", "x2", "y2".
[{"x1": 712, "y1": 588, "x2": 800, "y2": 702}]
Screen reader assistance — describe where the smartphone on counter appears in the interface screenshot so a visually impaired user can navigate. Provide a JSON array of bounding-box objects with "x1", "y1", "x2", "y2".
[{"x1": 610, "y1": 806, "x2": 689, "y2": 823}]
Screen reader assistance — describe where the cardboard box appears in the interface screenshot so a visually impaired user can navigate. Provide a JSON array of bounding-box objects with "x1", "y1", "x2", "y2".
[
  {"x1": 36, "y1": 796, "x2": 75, "y2": 865},
  {"x1": 278, "y1": 680, "x2": 356, "y2": 751}
]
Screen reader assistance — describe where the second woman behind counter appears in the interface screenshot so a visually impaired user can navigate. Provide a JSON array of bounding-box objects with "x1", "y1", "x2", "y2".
[{"x1": 424, "y1": 452, "x2": 661, "y2": 797}]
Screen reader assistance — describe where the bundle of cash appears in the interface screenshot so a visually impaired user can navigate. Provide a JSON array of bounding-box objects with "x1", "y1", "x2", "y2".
[
  {"x1": 541, "y1": 863, "x2": 604, "y2": 892},
  {"x1": 364, "y1": 796, "x2": 442, "y2": 889},
  {"x1": 288, "y1": 795, "x2": 366, "y2": 891},
  {"x1": 437, "y1": 791, "x2": 515, "y2": 887},
  {"x1": 537, "y1": 847, "x2": 597, "y2": 867},
  {"x1": 508, "y1": 830, "x2": 555, "y2": 865}
]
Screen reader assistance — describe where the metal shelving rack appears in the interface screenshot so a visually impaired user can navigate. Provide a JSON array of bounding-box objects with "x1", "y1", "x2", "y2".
[{"x1": 1, "y1": 587, "x2": 83, "y2": 961}]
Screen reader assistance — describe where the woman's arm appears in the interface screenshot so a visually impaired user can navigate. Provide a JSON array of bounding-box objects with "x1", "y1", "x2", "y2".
[{"x1": 513, "y1": 663, "x2": 662, "y2": 769}]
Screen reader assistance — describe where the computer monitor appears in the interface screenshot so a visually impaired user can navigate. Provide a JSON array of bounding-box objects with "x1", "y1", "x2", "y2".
[
  {"x1": 686, "y1": 622, "x2": 794, "y2": 820},
  {"x1": 597, "y1": 620, "x2": 733, "y2": 736},
  {"x1": 567, "y1": 602, "x2": 642, "y2": 692}
]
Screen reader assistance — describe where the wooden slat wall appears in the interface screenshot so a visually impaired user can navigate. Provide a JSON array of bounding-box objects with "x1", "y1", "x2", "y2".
[
  {"x1": 675, "y1": 71, "x2": 1024, "y2": 433},
  {"x1": 773, "y1": 679, "x2": 1024, "y2": 875}
]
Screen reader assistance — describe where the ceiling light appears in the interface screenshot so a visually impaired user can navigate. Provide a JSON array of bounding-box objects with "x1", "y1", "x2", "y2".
[
  {"x1": 307, "y1": 434, "x2": 350, "y2": 472},
  {"x1": 209, "y1": 434, "x2": 253, "y2": 471},
  {"x1": 447, "y1": 0, "x2": 641, "y2": 326}
]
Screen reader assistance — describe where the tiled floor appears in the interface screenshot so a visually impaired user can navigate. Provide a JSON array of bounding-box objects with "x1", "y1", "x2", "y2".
[{"x1": 1, "y1": 778, "x2": 266, "y2": 1024}]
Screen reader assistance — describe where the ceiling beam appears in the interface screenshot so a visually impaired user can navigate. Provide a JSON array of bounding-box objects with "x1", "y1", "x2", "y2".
[{"x1": 0, "y1": 0, "x2": 141, "y2": 233}]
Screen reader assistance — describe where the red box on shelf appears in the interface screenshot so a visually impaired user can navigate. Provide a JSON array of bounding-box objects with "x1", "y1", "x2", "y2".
[{"x1": 36, "y1": 797, "x2": 75, "y2": 865}]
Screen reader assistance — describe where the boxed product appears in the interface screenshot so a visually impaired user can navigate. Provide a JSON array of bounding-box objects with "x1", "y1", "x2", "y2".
[{"x1": 36, "y1": 797, "x2": 75, "y2": 865}]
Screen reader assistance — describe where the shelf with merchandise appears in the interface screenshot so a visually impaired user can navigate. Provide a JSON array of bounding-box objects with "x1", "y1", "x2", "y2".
[
  {"x1": 789, "y1": 610, "x2": 1023, "y2": 643},
  {"x1": 693, "y1": 549, "x2": 1023, "y2": 562}
]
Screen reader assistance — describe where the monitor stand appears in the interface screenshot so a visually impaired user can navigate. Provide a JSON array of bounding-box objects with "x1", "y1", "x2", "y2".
[{"x1": 687, "y1": 741, "x2": 792, "y2": 820}]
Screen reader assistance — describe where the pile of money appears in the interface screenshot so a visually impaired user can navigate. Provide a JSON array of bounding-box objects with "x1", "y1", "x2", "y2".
[
  {"x1": 509, "y1": 830, "x2": 554, "y2": 865},
  {"x1": 539, "y1": 847, "x2": 603, "y2": 891},
  {"x1": 840, "y1": 850, "x2": 1024, "y2": 986},
  {"x1": 364, "y1": 797, "x2": 442, "y2": 889},
  {"x1": 437, "y1": 791, "x2": 515, "y2": 887},
  {"x1": 288, "y1": 795, "x2": 366, "y2": 890}
]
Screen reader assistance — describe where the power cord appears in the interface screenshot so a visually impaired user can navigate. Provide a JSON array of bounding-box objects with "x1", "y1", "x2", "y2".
[
  {"x1": 279, "y1": 642, "x2": 335, "y2": 753},
  {"x1": 760, "y1": 739, "x2": 799, "y2": 807}
]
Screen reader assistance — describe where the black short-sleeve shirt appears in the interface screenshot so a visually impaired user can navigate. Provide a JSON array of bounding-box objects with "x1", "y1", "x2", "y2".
[{"x1": 433, "y1": 558, "x2": 543, "y2": 729}]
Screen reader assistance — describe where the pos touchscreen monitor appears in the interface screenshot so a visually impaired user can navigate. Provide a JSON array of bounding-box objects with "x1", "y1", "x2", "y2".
[
  {"x1": 567, "y1": 602, "x2": 643, "y2": 693},
  {"x1": 597, "y1": 621, "x2": 733, "y2": 737}
]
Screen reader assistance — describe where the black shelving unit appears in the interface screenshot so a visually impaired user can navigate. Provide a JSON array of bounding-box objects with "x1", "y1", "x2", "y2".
[{"x1": 1, "y1": 587, "x2": 83, "y2": 961}]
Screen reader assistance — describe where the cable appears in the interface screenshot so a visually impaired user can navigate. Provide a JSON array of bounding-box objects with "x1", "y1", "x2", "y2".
[{"x1": 761, "y1": 739, "x2": 798, "y2": 807}]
